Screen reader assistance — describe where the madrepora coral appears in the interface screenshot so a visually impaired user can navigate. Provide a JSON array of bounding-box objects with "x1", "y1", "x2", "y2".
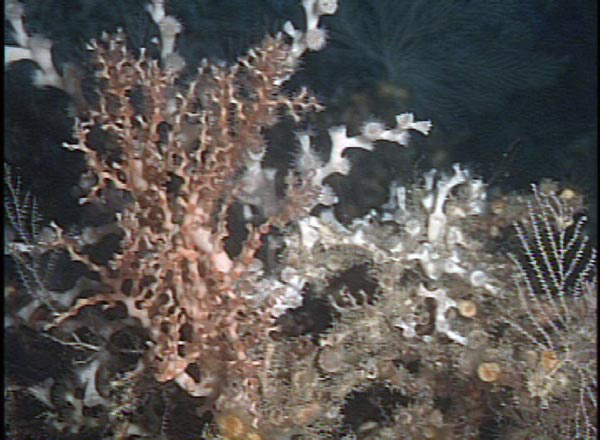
[{"x1": 4, "y1": 0, "x2": 597, "y2": 439}]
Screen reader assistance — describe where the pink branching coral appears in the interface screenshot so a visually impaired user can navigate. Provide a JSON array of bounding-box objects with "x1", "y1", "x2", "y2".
[{"x1": 46, "y1": 23, "x2": 326, "y2": 409}]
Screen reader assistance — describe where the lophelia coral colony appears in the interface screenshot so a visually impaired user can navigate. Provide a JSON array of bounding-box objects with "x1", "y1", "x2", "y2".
[{"x1": 4, "y1": 0, "x2": 597, "y2": 439}]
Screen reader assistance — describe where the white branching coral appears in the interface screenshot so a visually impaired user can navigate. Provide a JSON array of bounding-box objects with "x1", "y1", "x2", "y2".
[{"x1": 417, "y1": 284, "x2": 467, "y2": 345}]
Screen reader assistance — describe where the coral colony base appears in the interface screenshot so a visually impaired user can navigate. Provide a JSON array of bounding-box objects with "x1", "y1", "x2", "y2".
[{"x1": 4, "y1": 0, "x2": 597, "y2": 439}]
